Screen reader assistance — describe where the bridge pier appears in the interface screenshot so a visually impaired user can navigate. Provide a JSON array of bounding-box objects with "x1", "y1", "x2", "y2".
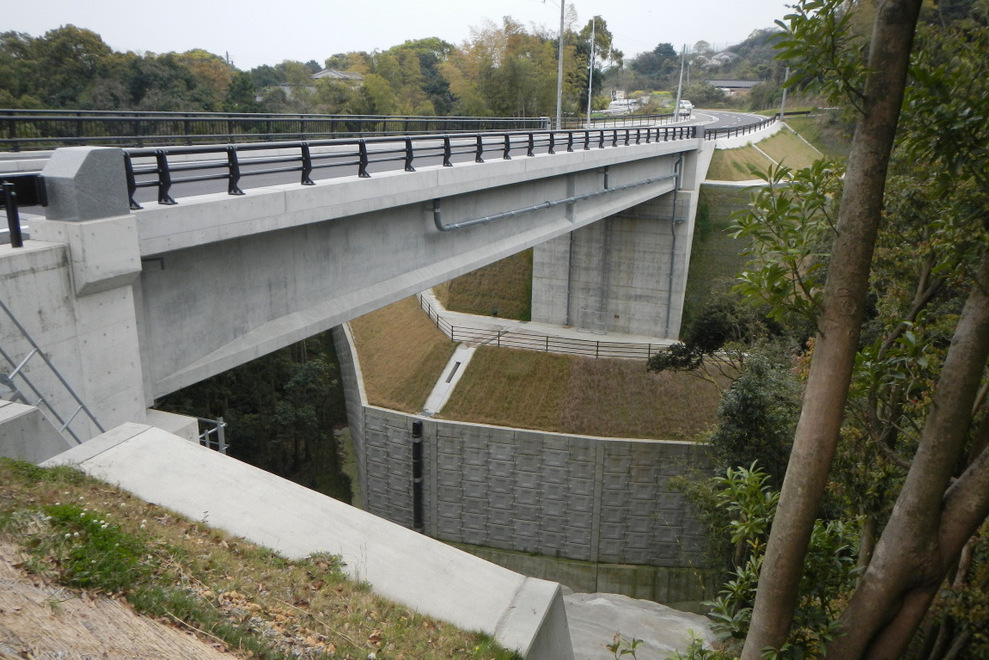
[{"x1": 532, "y1": 178, "x2": 701, "y2": 340}]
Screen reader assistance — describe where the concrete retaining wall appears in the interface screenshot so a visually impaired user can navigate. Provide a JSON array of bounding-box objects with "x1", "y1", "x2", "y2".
[{"x1": 332, "y1": 325, "x2": 716, "y2": 604}]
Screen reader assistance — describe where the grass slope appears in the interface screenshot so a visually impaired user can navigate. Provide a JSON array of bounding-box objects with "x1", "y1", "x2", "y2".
[
  {"x1": 706, "y1": 125, "x2": 828, "y2": 181},
  {"x1": 438, "y1": 347, "x2": 721, "y2": 441},
  {"x1": 349, "y1": 297, "x2": 456, "y2": 413},
  {"x1": 0, "y1": 459, "x2": 520, "y2": 660},
  {"x1": 434, "y1": 250, "x2": 533, "y2": 321}
]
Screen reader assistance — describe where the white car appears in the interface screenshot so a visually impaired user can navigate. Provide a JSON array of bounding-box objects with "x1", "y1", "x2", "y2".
[{"x1": 678, "y1": 100, "x2": 693, "y2": 117}]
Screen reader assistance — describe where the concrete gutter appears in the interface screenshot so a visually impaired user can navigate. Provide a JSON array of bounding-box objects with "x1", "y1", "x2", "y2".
[{"x1": 41, "y1": 423, "x2": 574, "y2": 660}]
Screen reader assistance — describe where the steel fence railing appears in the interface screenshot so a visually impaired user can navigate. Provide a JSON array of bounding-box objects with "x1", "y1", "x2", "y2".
[
  {"x1": 0, "y1": 109, "x2": 553, "y2": 152},
  {"x1": 121, "y1": 124, "x2": 697, "y2": 209},
  {"x1": 704, "y1": 113, "x2": 781, "y2": 140},
  {"x1": 417, "y1": 294, "x2": 666, "y2": 361}
]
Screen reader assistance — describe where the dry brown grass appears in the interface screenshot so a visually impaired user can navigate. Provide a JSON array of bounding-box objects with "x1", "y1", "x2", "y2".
[
  {"x1": 349, "y1": 297, "x2": 456, "y2": 412},
  {"x1": 561, "y1": 358, "x2": 723, "y2": 440},
  {"x1": 438, "y1": 348, "x2": 722, "y2": 441},
  {"x1": 434, "y1": 250, "x2": 533, "y2": 321},
  {"x1": 439, "y1": 348, "x2": 572, "y2": 430}
]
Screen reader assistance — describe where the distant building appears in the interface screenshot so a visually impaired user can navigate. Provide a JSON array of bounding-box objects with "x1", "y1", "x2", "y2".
[
  {"x1": 704, "y1": 79, "x2": 764, "y2": 96},
  {"x1": 260, "y1": 69, "x2": 365, "y2": 102},
  {"x1": 312, "y1": 68, "x2": 364, "y2": 84}
]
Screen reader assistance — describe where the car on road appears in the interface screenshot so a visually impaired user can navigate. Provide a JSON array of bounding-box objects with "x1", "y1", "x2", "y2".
[{"x1": 678, "y1": 100, "x2": 693, "y2": 117}]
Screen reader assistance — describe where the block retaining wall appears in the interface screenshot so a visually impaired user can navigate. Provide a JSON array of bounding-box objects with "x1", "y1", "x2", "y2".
[{"x1": 333, "y1": 325, "x2": 717, "y2": 602}]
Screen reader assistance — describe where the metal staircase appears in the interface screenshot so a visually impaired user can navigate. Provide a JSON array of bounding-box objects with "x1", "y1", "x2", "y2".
[{"x1": 0, "y1": 297, "x2": 103, "y2": 445}]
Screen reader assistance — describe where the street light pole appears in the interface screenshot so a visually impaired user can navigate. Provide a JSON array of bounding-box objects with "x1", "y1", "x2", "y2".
[
  {"x1": 556, "y1": 1, "x2": 565, "y2": 129},
  {"x1": 585, "y1": 18, "x2": 595, "y2": 128}
]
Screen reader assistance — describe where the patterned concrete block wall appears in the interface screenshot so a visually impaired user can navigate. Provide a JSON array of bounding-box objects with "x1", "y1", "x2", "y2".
[
  {"x1": 334, "y1": 324, "x2": 714, "y2": 579},
  {"x1": 347, "y1": 400, "x2": 713, "y2": 569}
]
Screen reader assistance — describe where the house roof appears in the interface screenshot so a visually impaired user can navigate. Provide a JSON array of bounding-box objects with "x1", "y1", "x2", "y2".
[
  {"x1": 705, "y1": 79, "x2": 763, "y2": 89},
  {"x1": 312, "y1": 68, "x2": 364, "y2": 82}
]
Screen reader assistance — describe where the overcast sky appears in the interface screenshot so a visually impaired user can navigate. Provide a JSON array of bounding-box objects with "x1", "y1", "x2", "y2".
[{"x1": 3, "y1": 0, "x2": 792, "y2": 70}]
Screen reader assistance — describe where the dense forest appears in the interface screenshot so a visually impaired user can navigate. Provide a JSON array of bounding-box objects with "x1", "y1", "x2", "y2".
[{"x1": 0, "y1": 17, "x2": 787, "y2": 119}]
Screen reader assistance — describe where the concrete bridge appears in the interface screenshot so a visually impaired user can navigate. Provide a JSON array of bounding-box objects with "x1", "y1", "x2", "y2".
[
  {"x1": 0, "y1": 119, "x2": 785, "y2": 657},
  {"x1": 2, "y1": 126, "x2": 714, "y2": 446}
]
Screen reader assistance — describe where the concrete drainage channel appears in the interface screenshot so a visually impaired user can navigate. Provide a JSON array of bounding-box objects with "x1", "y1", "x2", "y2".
[{"x1": 422, "y1": 344, "x2": 477, "y2": 417}]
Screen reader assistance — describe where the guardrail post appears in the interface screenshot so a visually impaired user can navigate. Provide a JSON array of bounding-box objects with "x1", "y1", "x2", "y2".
[
  {"x1": 474, "y1": 135, "x2": 485, "y2": 163},
  {"x1": 300, "y1": 143, "x2": 315, "y2": 184},
  {"x1": 155, "y1": 150, "x2": 177, "y2": 205},
  {"x1": 502, "y1": 134, "x2": 512, "y2": 160},
  {"x1": 443, "y1": 136, "x2": 453, "y2": 167},
  {"x1": 404, "y1": 137, "x2": 416, "y2": 172},
  {"x1": 527, "y1": 133, "x2": 535, "y2": 157},
  {"x1": 567, "y1": 132, "x2": 574, "y2": 152},
  {"x1": 2, "y1": 182, "x2": 23, "y2": 248},
  {"x1": 358, "y1": 140, "x2": 371, "y2": 178},
  {"x1": 226, "y1": 146, "x2": 245, "y2": 196},
  {"x1": 548, "y1": 132, "x2": 556, "y2": 154}
]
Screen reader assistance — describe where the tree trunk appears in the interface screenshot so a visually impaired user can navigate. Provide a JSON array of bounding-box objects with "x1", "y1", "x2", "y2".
[
  {"x1": 827, "y1": 251, "x2": 989, "y2": 658},
  {"x1": 740, "y1": 0, "x2": 924, "y2": 656}
]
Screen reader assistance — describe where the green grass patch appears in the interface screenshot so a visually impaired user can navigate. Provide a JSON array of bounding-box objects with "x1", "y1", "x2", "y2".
[
  {"x1": 682, "y1": 185, "x2": 754, "y2": 329},
  {"x1": 756, "y1": 128, "x2": 823, "y2": 170},
  {"x1": 784, "y1": 113, "x2": 853, "y2": 160},
  {"x1": 706, "y1": 147, "x2": 774, "y2": 181},
  {"x1": 0, "y1": 458, "x2": 522, "y2": 660},
  {"x1": 434, "y1": 250, "x2": 533, "y2": 321},
  {"x1": 350, "y1": 297, "x2": 457, "y2": 412}
]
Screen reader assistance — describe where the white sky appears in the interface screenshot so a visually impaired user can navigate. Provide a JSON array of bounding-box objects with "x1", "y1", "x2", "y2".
[{"x1": 2, "y1": 0, "x2": 792, "y2": 70}]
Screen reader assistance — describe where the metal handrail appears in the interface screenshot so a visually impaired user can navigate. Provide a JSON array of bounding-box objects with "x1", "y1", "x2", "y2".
[
  {"x1": 122, "y1": 124, "x2": 698, "y2": 209},
  {"x1": 705, "y1": 113, "x2": 780, "y2": 140},
  {"x1": 0, "y1": 297, "x2": 104, "y2": 444},
  {"x1": 0, "y1": 109, "x2": 552, "y2": 152},
  {"x1": 416, "y1": 294, "x2": 665, "y2": 361}
]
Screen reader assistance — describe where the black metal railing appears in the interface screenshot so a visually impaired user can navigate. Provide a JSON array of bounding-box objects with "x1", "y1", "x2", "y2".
[
  {"x1": 418, "y1": 294, "x2": 665, "y2": 360},
  {"x1": 568, "y1": 112, "x2": 680, "y2": 130},
  {"x1": 123, "y1": 124, "x2": 698, "y2": 209},
  {"x1": 1, "y1": 174, "x2": 46, "y2": 247},
  {"x1": 704, "y1": 113, "x2": 780, "y2": 140},
  {"x1": 0, "y1": 109, "x2": 552, "y2": 152}
]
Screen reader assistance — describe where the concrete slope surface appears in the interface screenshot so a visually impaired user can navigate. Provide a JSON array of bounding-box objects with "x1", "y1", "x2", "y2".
[
  {"x1": 42, "y1": 423, "x2": 574, "y2": 660},
  {"x1": 564, "y1": 591, "x2": 716, "y2": 660}
]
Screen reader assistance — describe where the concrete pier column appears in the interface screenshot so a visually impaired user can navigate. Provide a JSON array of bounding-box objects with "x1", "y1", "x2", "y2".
[{"x1": 531, "y1": 189, "x2": 694, "y2": 339}]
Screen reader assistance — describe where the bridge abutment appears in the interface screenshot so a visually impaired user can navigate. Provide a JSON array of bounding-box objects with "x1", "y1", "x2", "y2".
[{"x1": 1, "y1": 148, "x2": 155, "y2": 453}]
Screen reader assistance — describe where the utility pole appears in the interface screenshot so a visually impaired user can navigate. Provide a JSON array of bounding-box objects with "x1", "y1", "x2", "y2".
[
  {"x1": 779, "y1": 66, "x2": 790, "y2": 120},
  {"x1": 585, "y1": 18, "x2": 595, "y2": 128},
  {"x1": 674, "y1": 44, "x2": 685, "y2": 121},
  {"x1": 556, "y1": 1, "x2": 565, "y2": 130}
]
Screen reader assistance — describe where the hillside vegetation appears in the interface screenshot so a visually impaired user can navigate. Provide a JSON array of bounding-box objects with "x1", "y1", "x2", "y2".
[{"x1": 0, "y1": 459, "x2": 519, "y2": 660}]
